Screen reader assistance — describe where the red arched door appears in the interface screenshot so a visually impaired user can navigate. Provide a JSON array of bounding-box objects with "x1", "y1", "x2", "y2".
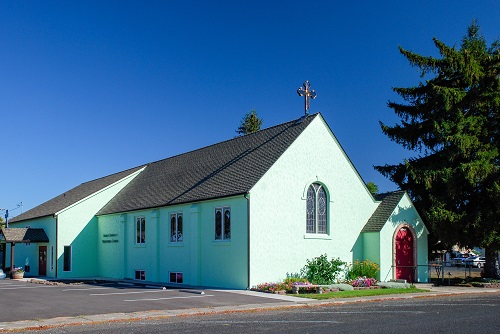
[{"x1": 395, "y1": 227, "x2": 414, "y2": 282}]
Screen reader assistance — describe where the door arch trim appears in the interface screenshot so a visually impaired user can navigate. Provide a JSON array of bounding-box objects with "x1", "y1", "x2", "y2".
[{"x1": 393, "y1": 223, "x2": 417, "y2": 282}]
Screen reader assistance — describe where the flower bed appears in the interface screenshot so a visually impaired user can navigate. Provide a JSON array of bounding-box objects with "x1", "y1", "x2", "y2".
[
  {"x1": 252, "y1": 279, "x2": 314, "y2": 294},
  {"x1": 350, "y1": 276, "x2": 378, "y2": 288}
]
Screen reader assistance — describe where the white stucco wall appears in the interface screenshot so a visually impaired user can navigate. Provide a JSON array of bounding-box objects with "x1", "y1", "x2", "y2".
[{"x1": 248, "y1": 116, "x2": 379, "y2": 286}]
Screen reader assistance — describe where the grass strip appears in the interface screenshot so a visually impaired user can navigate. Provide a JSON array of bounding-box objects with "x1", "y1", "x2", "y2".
[{"x1": 293, "y1": 288, "x2": 428, "y2": 300}]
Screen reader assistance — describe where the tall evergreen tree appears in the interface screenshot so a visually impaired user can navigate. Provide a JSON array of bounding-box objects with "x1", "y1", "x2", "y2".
[
  {"x1": 236, "y1": 110, "x2": 263, "y2": 135},
  {"x1": 375, "y1": 22, "x2": 500, "y2": 277}
]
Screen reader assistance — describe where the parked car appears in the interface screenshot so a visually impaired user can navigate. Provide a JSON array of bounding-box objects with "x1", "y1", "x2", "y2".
[
  {"x1": 451, "y1": 254, "x2": 470, "y2": 266},
  {"x1": 464, "y1": 256, "x2": 486, "y2": 268},
  {"x1": 0, "y1": 269, "x2": 5, "y2": 280}
]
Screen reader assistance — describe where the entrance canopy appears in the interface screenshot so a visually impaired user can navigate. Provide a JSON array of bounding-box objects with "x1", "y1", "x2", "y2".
[{"x1": 0, "y1": 228, "x2": 49, "y2": 243}]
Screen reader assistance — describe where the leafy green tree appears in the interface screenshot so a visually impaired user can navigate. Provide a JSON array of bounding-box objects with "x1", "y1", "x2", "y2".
[
  {"x1": 366, "y1": 181, "x2": 379, "y2": 195},
  {"x1": 375, "y1": 22, "x2": 500, "y2": 277},
  {"x1": 236, "y1": 110, "x2": 263, "y2": 135}
]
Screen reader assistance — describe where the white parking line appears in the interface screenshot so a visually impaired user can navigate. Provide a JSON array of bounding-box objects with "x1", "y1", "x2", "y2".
[
  {"x1": 63, "y1": 287, "x2": 114, "y2": 292},
  {"x1": 124, "y1": 294, "x2": 214, "y2": 302},
  {"x1": 90, "y1": 290, "x2": 171, "y2": 296},
  {"x1": 0, "y1": 286, "x2": 53, "y2": 290}
]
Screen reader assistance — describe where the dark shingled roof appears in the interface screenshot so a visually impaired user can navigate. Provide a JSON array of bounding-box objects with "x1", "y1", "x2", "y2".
[
  {"x1": 1, "y1": 228, "x2": 49, "y2": 243},
  {"x1": 10, "y1": 166, "x2": 145, "y2": 223},
  {"x1": 97, "y1": 114, "x2": 318, "y2": 215},
  {"x1": 361, "y1": 191, "x2": 406, "y2": 232}
]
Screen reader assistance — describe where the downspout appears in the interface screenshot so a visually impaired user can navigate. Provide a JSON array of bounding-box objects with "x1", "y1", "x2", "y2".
[
  {"x1": 244, "y1": 192, "x2": 250, "y2": 290},
  {"x1": 55, "y1": 215, "x2": 58, "y2": 278}
]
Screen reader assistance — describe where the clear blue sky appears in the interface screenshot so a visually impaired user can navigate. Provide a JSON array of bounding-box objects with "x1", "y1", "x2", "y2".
[{"x1": 1, "y1": 1, "x2": 499, "y2": 217}]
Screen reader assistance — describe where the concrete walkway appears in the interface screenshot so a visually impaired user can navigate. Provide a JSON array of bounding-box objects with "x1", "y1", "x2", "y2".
[{"x1": 0, "y1": 281, "x2": 498, "y2": 332}]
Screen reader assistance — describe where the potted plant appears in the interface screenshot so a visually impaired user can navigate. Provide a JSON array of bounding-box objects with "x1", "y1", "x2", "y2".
[{"x1": 11, "y1": 267, "x2": 24, "y2": 279}]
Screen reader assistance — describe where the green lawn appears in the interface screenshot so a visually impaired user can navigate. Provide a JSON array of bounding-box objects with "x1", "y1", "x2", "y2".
[{"x1": 293, "y1": 287, "x2": 428, "y2": 300}]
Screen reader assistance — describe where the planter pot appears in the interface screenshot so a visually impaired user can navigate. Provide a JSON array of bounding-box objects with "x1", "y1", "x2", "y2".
[{"x1": 12, "y1": 272, "x2": 24, "y2": 279}]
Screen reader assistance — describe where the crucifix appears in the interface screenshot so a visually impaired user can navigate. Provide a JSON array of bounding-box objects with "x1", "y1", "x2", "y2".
[{"x1": 297, "y1": 80, "x2": 317, "y2": 115}]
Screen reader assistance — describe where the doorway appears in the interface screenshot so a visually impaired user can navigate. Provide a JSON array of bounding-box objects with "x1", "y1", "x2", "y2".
[
  {"x1": 39, "y1": 246, "x2": 47, "y2": 276},
  {"x1": 395, "y1": 226, "x2": 414, "y2": 282}
]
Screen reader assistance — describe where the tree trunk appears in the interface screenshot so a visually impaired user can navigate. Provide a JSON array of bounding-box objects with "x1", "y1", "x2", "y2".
[{"x1": 483, "y1": 247, "x2": 499, "y2": 278}]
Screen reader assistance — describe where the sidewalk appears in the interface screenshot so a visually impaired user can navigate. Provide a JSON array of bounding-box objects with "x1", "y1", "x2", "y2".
[{"x1": 0, "y1": 282, "x2": 498, "y2": 332}]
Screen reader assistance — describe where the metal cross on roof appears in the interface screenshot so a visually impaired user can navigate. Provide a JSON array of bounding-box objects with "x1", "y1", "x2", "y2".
[{"x1": 297, "y1": 80, "x2": 317, "y2": 115}]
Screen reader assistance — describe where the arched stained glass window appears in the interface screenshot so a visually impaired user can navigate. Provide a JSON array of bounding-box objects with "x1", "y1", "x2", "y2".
[{"x1": 306, "y1": 183, "x2": 328, "y2": 234}]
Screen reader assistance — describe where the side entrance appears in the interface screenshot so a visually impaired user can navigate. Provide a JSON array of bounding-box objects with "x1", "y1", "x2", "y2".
[
  {"x1": 39, "y1": 246, "x2": 47, "y2": 276},
  {"x1": 394, "y1": 226, "x2": 415, "y2": 282}
]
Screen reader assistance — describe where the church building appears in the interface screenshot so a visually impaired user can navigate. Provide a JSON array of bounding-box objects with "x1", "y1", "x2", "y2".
[{"x1": 1, "y1": 112, "x2": 429, "y2": 288}]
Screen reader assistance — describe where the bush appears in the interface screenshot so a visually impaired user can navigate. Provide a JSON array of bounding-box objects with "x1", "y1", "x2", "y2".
[
  {"x1": 300, "y1": 254, "x2": 346, "y2": 285},
  {"x1": 346, "y1": 260, "x2": 380, "y2": 280}
]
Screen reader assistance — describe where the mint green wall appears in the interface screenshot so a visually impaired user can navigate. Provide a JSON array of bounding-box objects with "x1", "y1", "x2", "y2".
[
  {"x1": 6, "y1": 216, "x2": 55, "y2": 277},
  {"x1": 97, "y1": 196, "x2": 248, "y2": 289},
  {"x1": 362, "y1": 233, "x2": 381, "y2": 280},
  {"x1": 379, "y1": 194, "x2": 429, "y2": 282},
  {"x1": 96, "y1": 214, "x2": 125, "y2": 279},
  {"x1": 248, "y1": 116, "x2": 379, "y2": 286},
  {"x1": 198, "y1": 197, "x2": 248, "y2": 288},
  {"x1": 55, "y1": 168, "x2": 144, "y2": 279}
]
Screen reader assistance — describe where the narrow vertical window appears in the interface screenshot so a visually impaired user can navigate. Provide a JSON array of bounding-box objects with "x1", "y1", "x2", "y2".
[
  {"x1": 215, "y1": 209, "x2": 222, "y2": 240},
  {"x1": 50, "y1": 246, "x2": 54, "y2": 271},
  {"x1": 306, "y1": 186, "x2": 316, "y2": 233},
  {"x1": 136, "y1": 217, "x2": 146, "y2": 244},
  {"x1": 224, "y1": 208, "x2": 231, "y2": 240},
  {"x1": 170, "y1": 213, "x2": 183, "y2": 242},
  {"x1": 63, "y1": 245, "x2": 72, "y2": 272},
  {"x1": 305, "y1": 183, "x2": 328, "y2": 234},
  {"x1": 215, "y1": 207, "x2": 231, "y2": 241}
]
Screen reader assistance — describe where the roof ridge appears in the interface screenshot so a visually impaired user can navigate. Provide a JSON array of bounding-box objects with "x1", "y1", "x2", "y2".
[
  {"x1": 78, "y1": 165, "x2": 147, "y2": 187},
  {"x1": 97, "y1": 113, "x2": 320, "y2": 215},
  {"x1": 145, "y1": 113, "x2": 320, "y2": 167}
]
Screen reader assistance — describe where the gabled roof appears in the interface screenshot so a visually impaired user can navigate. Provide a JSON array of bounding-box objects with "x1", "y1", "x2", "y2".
[
  {"x1": 97, "y1": 114, "x2": 318, "y2": 215},
  {"x1": 361, "y1": 191, "x2": 406, "y2": 232},
  {"x1": 10, "y1": 166, "x2": 145, "y2": 223},
  {"x1": 0, "y1": 228, "x2": 49, "y2": 243}
]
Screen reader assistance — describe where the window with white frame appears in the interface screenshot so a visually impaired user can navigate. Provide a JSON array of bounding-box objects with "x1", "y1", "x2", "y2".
[
  {"x1": 215, "y1": 207, "x2": 231, "y2": 240},
  {"x1": 169, "y1": 272, "x2": 183, "y2": 283},
  {"x1": 170, "y1": 213, "x2": 183, "y2": 242},
  {"x1": 136, "y1": 217, "x2": 146, "y2": 244},
  {"x1": 135, "y1": 270, "x2": 146, "y2": 280},
  {"x1": 306, "y1": 183, "x2": 328, "y2": 234}
]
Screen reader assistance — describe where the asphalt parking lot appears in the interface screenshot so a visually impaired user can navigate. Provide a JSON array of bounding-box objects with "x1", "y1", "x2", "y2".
[{"x1": 0, "y1": 280, "x2": 286, "y2": 323}]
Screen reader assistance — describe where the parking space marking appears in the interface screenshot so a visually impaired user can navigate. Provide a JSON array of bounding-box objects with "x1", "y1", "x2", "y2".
[
  {"x1": 62, "y1": 287, "x2": 114, "y2": 292},
  {"x1": 0, "y1": 285, "x2": 53, "y2": 290},
  {"x1": 90, "y1": 289, "x2": 171, "y2": 296},
  {"x1": 124, "y1": 294, "x2": 214, "y2": 302}
]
